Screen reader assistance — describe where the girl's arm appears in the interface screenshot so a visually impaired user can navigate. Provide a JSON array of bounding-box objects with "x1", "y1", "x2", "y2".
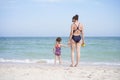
[
  {"x1": 53, "y1": 47, "x2": 55, "y2": 53},
  {"x1": 60, "y1": 44, "x2": 68, "y2": 47},
  {"x1": 53, "y1": 44, "x2": 56, "y2": 53}
]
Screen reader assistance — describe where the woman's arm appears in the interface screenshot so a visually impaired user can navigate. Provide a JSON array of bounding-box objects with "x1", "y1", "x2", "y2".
[
  {"x1": 69, "y1": 24, "x2": 73, "y2": 41},
  {"x1": 81, "y1": 24, "x2": 85, "y2": 43}
]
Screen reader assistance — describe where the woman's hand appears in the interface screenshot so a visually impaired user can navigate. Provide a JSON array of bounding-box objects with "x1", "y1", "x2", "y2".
[
  {"x1": 81, "y1": 40, "x2": 85, "y2": 47},
  {"x1": 68, "y1": 40, "x2": 71, "y2": 46},
  {"x1": 82, "y1": 40, "x2": 85, "y2": 44}
]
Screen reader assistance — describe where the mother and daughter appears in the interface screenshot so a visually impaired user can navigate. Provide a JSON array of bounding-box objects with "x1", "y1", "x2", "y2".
[{"x1": 53, "y1": 14, "x2": 85, "y2": 67}]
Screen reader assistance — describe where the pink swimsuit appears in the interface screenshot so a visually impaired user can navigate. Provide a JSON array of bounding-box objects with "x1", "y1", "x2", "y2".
[{"x1": 55, "y1": 45, "x2": 61, "y2": 56}]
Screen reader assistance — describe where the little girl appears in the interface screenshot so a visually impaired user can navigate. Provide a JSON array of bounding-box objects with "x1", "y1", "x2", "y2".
[{"x1": 53, "y1": 37, "x2": 66, "y2": 64}]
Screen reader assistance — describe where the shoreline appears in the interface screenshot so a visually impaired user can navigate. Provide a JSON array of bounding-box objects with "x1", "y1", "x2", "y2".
[
  {"x1": 0, "y1": 58, "x2": 120, "y2": 66},
  {"x1": 0, "y1": 62, "x2": 120, "y2": 80}
]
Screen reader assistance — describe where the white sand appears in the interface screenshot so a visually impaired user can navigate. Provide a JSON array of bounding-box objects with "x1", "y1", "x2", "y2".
[{"x1": 0, "y1": 63, "x2": 120, "y2": 80}]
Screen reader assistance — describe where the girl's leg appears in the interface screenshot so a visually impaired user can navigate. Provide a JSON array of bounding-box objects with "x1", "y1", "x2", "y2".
[
  {"x1": 75, "y1": 43, "x2": 81, "y2": 67},
  {"x1": 58, "y1": 56, "x2": 62, "y2": 64},
  {"x1": 54, "y1": 55, "x2": 57, "y2": 64},
  {"x1": 70, "y1": 41, "x2": 75, "y2": 67}
]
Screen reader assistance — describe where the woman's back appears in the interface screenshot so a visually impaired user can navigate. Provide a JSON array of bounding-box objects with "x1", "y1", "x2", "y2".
[{"x1": 72, "y1": 22, "x2": 82, "y2": 36}]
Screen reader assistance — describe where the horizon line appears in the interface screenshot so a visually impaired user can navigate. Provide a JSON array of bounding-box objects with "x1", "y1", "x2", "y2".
[{"x1": 0, "y1": 36, "x2": 120, "y2": 37}]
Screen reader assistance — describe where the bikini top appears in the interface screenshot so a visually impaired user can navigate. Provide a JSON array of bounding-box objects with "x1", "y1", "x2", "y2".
[{"x1": 73, "y1": 23, "x2": 82, "y2": 33}]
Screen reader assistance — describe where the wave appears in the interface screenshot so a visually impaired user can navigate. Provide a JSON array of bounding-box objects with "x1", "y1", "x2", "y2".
[
  {"x1": 0, "y1": 58, "x2": 54, "y2": 64},
  {"x1": 0, "y1": 58, "x2": 120, "y2": 66}
]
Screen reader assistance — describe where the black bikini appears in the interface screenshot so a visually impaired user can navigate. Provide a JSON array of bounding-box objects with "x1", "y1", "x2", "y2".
[{"x1": 72, "y1": 23, "x2": 82, "y2": 43}]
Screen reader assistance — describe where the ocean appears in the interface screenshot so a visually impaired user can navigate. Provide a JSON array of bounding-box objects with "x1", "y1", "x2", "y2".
[{"x1": 0, "y1": 37, "x2": 120, "y2": 65}]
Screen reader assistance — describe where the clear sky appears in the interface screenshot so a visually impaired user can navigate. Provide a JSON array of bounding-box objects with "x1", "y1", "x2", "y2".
[{"x1": 0, "y1": 0, "x2": 120, "y2": 37}]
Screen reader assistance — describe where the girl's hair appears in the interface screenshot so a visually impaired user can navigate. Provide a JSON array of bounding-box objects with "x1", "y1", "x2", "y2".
[
  {"x1": 56, "y1": 37, "x2": 62, "y2": 42},
  {"x1": 72, "y1": 14, "x2": 79, "y2": 20}
]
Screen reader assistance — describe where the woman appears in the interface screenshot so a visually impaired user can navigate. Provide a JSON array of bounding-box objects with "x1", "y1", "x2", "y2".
[{"x1": 68, "y1": 14, "x2": 85, "y2": 67}]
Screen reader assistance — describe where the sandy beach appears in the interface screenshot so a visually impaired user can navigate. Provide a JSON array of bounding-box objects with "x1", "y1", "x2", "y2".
[{"x1": 0, "y1": 63, "x2": 120, "y2": 80}]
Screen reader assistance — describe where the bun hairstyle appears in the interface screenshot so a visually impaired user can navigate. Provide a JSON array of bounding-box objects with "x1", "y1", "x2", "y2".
[{"x1": 72, "y1": 14, "x2": 79, "y2": 20}]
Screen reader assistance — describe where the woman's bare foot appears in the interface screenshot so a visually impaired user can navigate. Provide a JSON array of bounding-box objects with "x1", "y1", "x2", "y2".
[
  {"x1": 70, "y1": 64, "x2": 74, "y2": 67},
  {"x1": 74, "y1": 64, "x2": 78, "y2": 67}
]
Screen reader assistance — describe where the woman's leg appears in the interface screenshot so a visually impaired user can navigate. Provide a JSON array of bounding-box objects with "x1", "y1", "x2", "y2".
[
  {"x1": 75, "y1": 42, "x2": 81, "y2": 67},
  {"x1": 70, "y1": 41, "x2": 75, "y2": 67}
]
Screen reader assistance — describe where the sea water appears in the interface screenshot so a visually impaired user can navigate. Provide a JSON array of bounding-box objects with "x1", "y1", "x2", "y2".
[{"x1": 0, "y1": 37, "x2": 120, "y2": 65}]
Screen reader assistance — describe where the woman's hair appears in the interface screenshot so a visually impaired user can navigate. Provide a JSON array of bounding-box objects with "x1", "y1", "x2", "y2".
[
  {"x1": 56, "y1": 37, "x2": 62, "y2": 42},
  {"x1": 72, "y1": 14, "x2": 79, "y2": 20}
]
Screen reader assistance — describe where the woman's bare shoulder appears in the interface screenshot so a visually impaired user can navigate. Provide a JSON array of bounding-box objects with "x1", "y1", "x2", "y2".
[
  {"x1": 71, "y1": 23, "x2": 75, "y2": 26},
  {"x1": 71, "y1": 23, "x2": 75, "y2": 28},
  {"x1": 79, "y1": 23, "x2": 84, "y2": 28}
]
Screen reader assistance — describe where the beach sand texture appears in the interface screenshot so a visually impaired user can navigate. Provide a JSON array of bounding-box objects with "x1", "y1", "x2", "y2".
[{"x1": 0, "y1": 63, "x2": 120, "y2": 80}]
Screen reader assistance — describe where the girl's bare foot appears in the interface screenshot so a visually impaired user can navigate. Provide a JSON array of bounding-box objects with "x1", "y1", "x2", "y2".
[{"x1": 59, "y1": 62, "x2": 62, "y2": 65}]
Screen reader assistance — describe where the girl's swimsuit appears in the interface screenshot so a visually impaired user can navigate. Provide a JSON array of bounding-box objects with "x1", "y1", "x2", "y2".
[
  {"x1": 72, "y1": 23, "x2": 82, "y2": 43},
  {"x1": 55, "y1": 45, "x2": 61, "y2": 56}
]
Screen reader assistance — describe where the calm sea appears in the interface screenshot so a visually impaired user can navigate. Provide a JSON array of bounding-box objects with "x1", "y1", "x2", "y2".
[{"x1": 0, "y1": 37, "x2": 120, "y2": 65}]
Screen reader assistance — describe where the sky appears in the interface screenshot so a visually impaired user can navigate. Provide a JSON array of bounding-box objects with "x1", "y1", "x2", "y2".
[{"x1": 0, "y1": 0, "x2": 120, "y2": 37}]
